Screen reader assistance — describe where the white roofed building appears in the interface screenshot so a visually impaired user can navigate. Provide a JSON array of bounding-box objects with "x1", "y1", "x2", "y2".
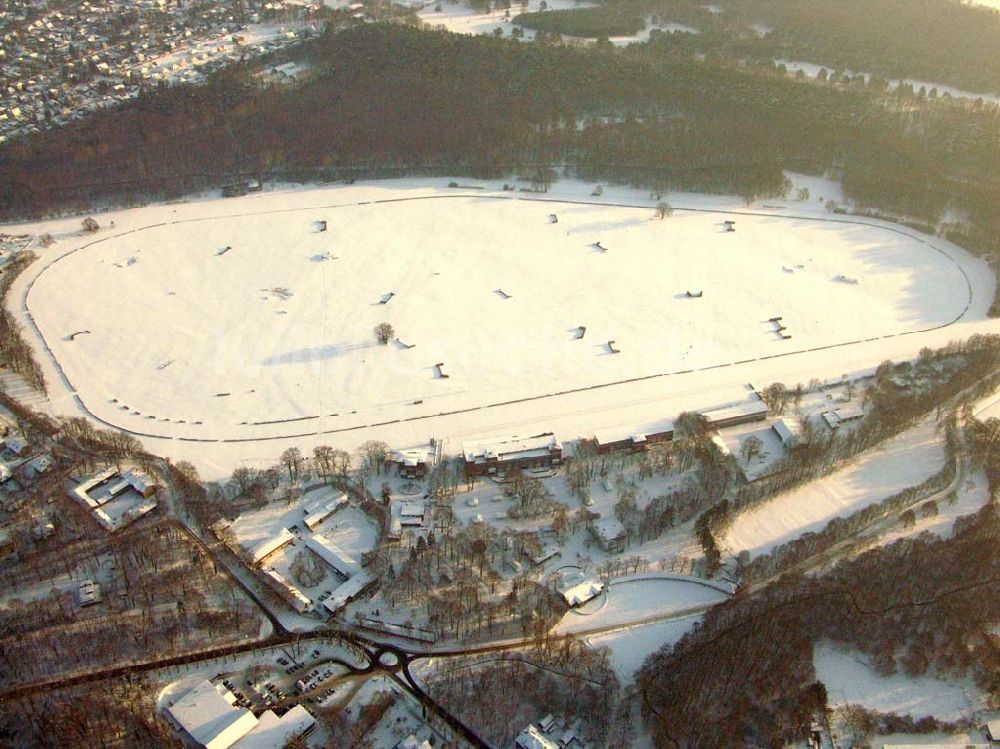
[
  {"x1": 701, "y1": 398, "x2": 768, "y2": 429},
  {"x1": 594, "y1": 421, "x2": 673, "y2": 454},
  {"x1": 395, "y1": 449, "x2": 430, "y2": 479},
  {"x1": 165, "y1": 679, "x2": 259, "y2": 749},
  {"x1": 395, "y1": 736, "x2": 433, "y2": 749},
  {"x1": 515, "y1": 725, "x2": 560, "y2": 749},
  {"x1": 590, "y1": 515, "x2": 627, "y2": 554},
  {"x1": 302, "y1": 492, "x2": 347, "y2": 530},
  {"x1": 771, "y1": 418, "x2": 806, "y2": 450},
  {"x1": 2, "y1": 434, "x2": 29, "y2": 457},
  {"x1": 822, "y1": 405, "x2": 865, "y2": 430},
  {"x1": 246, "y1": 528, "x2": 294, "y2": 566},
  {"x1": 321, "y1": 569, "x2": 376, "y2": 615},
  {"x1": 305, "y1": 533, "x2": 360, "y2": 578},
  {"x1": 230, "y1": 705, "x2": 315, "y2": 749},
  {"x1": 261, "y1": 567, "x2": 312, "y2": 613},
  {"x1": 987, "y1": 718, "x2": 1000, "y2": 741},
  {"x1": 560, "y1": 579, "x2": 604, "y2": 607},
  {"x1": 463, "y1": 433, "x2": 562, "y2": 476},
  {"x1": 123, "y1": 467, "x2": 158, "y2": 497}
]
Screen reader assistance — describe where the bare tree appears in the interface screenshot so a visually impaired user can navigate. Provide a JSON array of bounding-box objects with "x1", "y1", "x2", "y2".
[
  {"x1": 655, "y1": 201, "x2": 673, "y2": 219},
  {"x1": 280, "y1": 447, "x2": 304, "y2": 483},
  {"x1": 373, "y1": 322, "x2": 395, "y2": 345},
  {"x1": 313, "y1": 445, "x2": 335, "y2": 483},
  {"x1": 740, "y1": 436, "x2": 763, "y2": 464},
  {"x1": 358, "y1": 440, "x2": 390, "y2": 475}
]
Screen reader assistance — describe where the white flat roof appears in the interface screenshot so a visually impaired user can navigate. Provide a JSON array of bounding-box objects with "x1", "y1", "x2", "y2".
[
  {"x1": 592, "y1": 515, "x2": 625, "y2": 541},
  {"x1": 230, "y1": 706, "x2": 314, "y2": 749},
  {"x1": 247, "y1": 528, "x2": 294, "y2": 565},
  {"x1": 305, "y1": 533, "x2": 360, "y2": 578},
  {"x1": 399, "y1": 502, "x2": 426, "y2": 517},
  {"x1": 322, "y1": 569, "x2": 376, "y2": 613},
  {"x1": 166, "y1": 680, "x2": 259, "y2": 749},
  {"x1": 594, "y1": 421, "x2": 673, "y2": 445},
  {"x1": 303, "y1": 492, "x2": 347, "y2": 528},
  {"x1": 463, "y1": 433, "x2": 560, "y2": 463},
  {"x1": 701, "y1": 399, "x2": 768, "y2": 424},
  {"x1": 303, "y1": 491, "x2": 347, "y2": 516}
]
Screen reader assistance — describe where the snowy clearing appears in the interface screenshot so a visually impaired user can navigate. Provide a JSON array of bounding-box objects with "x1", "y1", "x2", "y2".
[
  {"x1": 722, "y1": 416, "x2": 947, "y2": 558},
  {"x1": 815, "y1": 641, "x2": 982, "y2": 721},
  {"x1": 586, "y1": 614, "x2": 703, "y2": 683},
  {"x1": 554, "y1": 576, "x2": 728, "y2": 634}
]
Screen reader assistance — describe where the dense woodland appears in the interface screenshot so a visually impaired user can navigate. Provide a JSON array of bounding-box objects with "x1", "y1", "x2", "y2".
[
  {"x1": 516, "y1": 0, "x2": 1000, "y2": 95},
  {"x1": 637, "y1": 501, "x2": 1000, "y2": 748}
]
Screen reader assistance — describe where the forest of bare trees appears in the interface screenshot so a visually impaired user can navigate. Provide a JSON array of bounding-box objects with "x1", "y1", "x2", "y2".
[{"x1": 638, "y1": 501, "x2": 1000, "y2": 748}]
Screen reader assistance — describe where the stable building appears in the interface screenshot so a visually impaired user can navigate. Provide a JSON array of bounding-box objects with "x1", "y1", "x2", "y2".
[
  {"x1": 822, "y1": 405, "x2": 865, "y2": 430},
  {"x1": 771, "y1": 418, "x2": 806, "y2": 450},
  {"x1": 261, "y1": 567, "x2": 312, "y2": 614},
  {"x1": 462, "y1": 433, "x2": 562, "y2": 476},
  {"x1": 594, "y1": 421, "x2": 674, "y2": 455},
  {"x1": 245, "y1": 528, "x2": 294, "y2": 566},
  {"x1": 302, "y1": 492, "x2": 347, "y2": 530},
  {"x1": 701, "y1": 398, "x2": 768, "y2": 429},
  {"x1": 305, "y1": 533, "x2": 360, "y2": 579}
]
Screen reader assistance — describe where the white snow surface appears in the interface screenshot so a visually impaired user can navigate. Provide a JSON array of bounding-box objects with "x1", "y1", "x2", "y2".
[
  {"x1": 586, "y1": 613, "x2": 703, "y2": 683},
  {"x1": 554, "y1": 575, "x2": 728, "y2": 634},
  {"x1": 723, "y1": 416, "x2": 946, "y2": 558},
  {"x1": 815, "y1": 641, "x2": 981, "y2": 721},
  {"x1": 6, "y1": 177, "x2": 997, "y2": 479}
]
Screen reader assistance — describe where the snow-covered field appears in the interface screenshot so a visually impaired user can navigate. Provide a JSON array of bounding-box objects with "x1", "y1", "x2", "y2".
[
  {"x1": 815, "y1": 641, "x2": 981, "y2": 721},
  {"x1": 7, "y1": 178, "x2": 996, "y2": 478},
  {"x1": 586, "y1": 613, "x2": 703, "y2": 683},
  {"x1": 555, "y1": 576, "x2": 728, "y2": 634},
  {"x1": 722, "y1": 416, "x2": 947, "y2": 558}
]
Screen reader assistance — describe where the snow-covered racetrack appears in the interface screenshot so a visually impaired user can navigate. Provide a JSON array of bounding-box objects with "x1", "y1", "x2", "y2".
[
  {"x1": 25, "y1": 191, "x2": 975, "y2": 440},
  {"x1": 11, "y1": 179, "x2": 995, "y2": 475}
]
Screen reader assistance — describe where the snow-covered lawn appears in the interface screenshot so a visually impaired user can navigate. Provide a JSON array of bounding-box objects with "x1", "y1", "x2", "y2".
[
  {"x1": 555, "y1": 576, "x2": 728, "y2": 634},
  {"x1": 722, "y1": 415, "x2": 947, "y2": 558},
  {"x1": 815, "y1": 641, "x2": 982, "y2": 721},
  {"x1": 586, "y1": 613, "x2": 702, "y2": 683}
]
